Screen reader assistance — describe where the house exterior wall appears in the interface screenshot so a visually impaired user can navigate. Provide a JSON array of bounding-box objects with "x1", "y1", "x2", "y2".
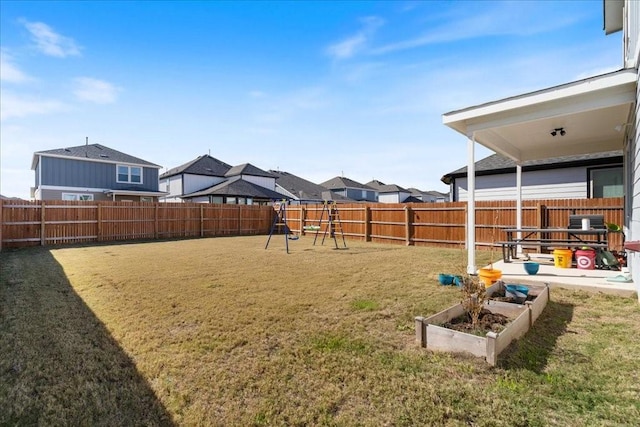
[
  {"x1": 241, "y1": 175, "x2": 276, "y2": 190},
  {"x1": 452, "y1": 165, "x2": 617, "y2": 201},
  {"x1": 160, "y1": 175, "x2": 183, "y2": 202},
  {"x1": 378, "y1": 191, "x2": 410, "y2": 203},
  {"x1": 626, "y1": 0, "x2": 640, "y2": 296},
  {"x1": 39, "y1": 157, "x2": 159, "y2": 192},
  {"x1": 183, "y1": 174, "x2": 225, "y2": 195},
  {"x1": 159, "y1": 174, "x2": 227, "y2": 202},
  {"x1": 344, "y1": 188, "x2": 376, "y2": 201},
  {"x1": 38, "y1": 188, "x2": 112, "y2": 201}
]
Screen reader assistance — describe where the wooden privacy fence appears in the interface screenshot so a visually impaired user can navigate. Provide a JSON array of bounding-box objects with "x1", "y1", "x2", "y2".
[
  {"x1": 285, "y1": 198, "x2": 625, "y2": 252},
  {"x1": 0, "y1": 200, "x2": 274, "y2": 249},
  {"x1": 0, "y1": 198, "x2": 624, "y2": 251}
]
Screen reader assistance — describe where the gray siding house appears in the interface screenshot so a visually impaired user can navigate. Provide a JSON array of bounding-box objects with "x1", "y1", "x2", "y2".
[
  {"x1": 161, "y1": 155, "x2": 286, "y2": 205},
  {"x1": 270, "y1": 170, "x2": 353, "y2": 204},
  {"x1": 441, "y1": 151, "x2": 623, "y2": 202},
  {"x1": 31, "y1": 143, "x2": 166, "y2": 201},
  {"x1": 366, "y1": 180, "x2": 411, "y2": 203},
  {"x1": 159, "y1": 154, "x2": 232, "y2": 203},
  {"x1": 320, "y1": 176, "x2": 377, "y2": 202}
]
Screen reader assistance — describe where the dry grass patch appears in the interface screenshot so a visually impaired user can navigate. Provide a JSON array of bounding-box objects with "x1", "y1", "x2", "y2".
[{"x1": 2, "y1": 236, "x2": 639, "y2": 426}]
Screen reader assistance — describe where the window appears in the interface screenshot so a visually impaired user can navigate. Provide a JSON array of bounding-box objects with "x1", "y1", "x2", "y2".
[
  {"x1": 117, "y1": 165, "x2": 143, "y2": 184},
  {"x1": 140, "y1": 196, "x2": 153, "y2": 202},
  {"x1": 62, "y1": 193, "x2": 94, "y2": 201},
  {"x1": 590, "y1": 167, "x2": 623, "y2": 198}
]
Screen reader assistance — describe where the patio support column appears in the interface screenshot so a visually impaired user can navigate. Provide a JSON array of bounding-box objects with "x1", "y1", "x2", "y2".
[
  {"x1": 467, "y1": 135, "x2": 477, "y2": 274},
  {"x1": 516, "y1": 163, "x2": 523, "y2": 256}
]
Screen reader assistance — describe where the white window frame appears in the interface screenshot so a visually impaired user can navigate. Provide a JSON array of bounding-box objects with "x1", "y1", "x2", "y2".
[
  {"x1": 62, "y1": 193, "x2": 94, "y2": 201},
  {"x1": 117, "y1": 165, "x2": 143, "y2": 184}
]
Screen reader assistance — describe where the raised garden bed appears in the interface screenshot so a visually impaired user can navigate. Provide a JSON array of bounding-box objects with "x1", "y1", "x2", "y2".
[{"x1": 415, "y1": 281, "x2": 550, "y2": 366}]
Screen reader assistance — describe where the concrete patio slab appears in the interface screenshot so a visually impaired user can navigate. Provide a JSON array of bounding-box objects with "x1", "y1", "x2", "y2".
[{"x1": 485, "y1": 254, "x2": 637, "y2": 298}]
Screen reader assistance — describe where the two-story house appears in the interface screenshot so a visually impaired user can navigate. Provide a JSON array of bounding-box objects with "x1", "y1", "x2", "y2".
[
  {"x1": 160, "y1": 155, "x2": 286, "y2": 205},
  {"x1": 270, "y1": 170, "x2": 353, "y2": 204},
  {"x1": 31, "y1": 143, "x2": 166, "y2": 201},
  {"x1": 365, "y1": 180, "x2": 411, "y2": 203},
  {"x1": 159, "y1": 154, "x2": 232, "y2": 203}
]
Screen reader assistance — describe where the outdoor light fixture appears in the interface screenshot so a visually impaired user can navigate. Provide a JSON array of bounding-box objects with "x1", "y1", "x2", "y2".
[{"x1": 550, "y1": 127, "x2": 566, "y2": 137}]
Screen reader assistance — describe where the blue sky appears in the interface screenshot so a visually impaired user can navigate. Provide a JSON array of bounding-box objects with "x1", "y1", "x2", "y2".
[{"x1": 0, "y1": 1, "x2": 622, "y2": 199}]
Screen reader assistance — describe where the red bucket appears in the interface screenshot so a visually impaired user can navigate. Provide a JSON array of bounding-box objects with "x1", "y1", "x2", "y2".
[{"x1": 575, "y1": 249, "x2": 596, "y2": 270}]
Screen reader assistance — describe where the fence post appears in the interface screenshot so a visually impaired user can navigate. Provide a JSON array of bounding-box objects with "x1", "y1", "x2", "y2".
[
  {"x1": 364, "y1": 205, "x2": 371, "y2": 242},
  {"x1": 97, "y1": 203, "x2": 102, "y2": 242},
  {"x1": 300, "y1": 205, "x2": 305, "y2": 235},
  {"x1": 40, "y1": 201, "x2": 46, "y2": 246},
  {"x1": 155, "y1": 203, "x2": 159, "y2": 240},
  {"x1": 238, "y1": 205, "x2": 242, "y2": 235},
  {"x1": 200, "y1": 204, "x2": 204, "y2": 237},
  {"x1": 405, "y1": 205, "x2": 412, "y2": 246}
]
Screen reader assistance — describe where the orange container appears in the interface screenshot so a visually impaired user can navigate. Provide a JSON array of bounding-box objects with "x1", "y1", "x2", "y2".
[
  {"x1": 478, "y1": 268, "x2": 502, "y2": 287},
  {"x1": 553, "y1": 249, "x2": 573, "y2": 268}
]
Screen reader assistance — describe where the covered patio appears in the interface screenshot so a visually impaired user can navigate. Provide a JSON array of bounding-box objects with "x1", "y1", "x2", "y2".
[{"x1": 443, "y1": 68, "x2": 638, "y2": 296}]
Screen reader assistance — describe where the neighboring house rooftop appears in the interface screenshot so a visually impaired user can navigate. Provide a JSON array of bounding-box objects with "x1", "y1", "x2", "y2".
[
  {"x1": 441, "y1": 150, "x2": 623, "y2": 184},
  {"x1": 321, "y1": 176, "x2": 374, "y2": 190},
  {"x1": 182, "y1": 176, "x2": 286, "y2": 200},
  {"x1": 225, "y1": 163, "x2": 275, "y2": 178},
  {"x1": 160, "y1": 154, "x2": 232, "y2": 179},
  {"x1": 269, "y1": 170, "x2": 353, "y2": 201},
  {"x1": 366, "y1": 180, "x2": 409, "y2": 193},
  {"x1": 32, "y1": 143, "x2": 161, "y2": 170}
]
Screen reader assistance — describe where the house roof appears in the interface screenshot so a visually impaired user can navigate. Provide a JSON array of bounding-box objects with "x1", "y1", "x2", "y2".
[
  {"x1": 182, "y1": 176, "x2": 287, "y2": 200},
  {"x1": 160, "y1": 154, "x2": 232, "y2": 179},
  {"x1": 365, "y1": 179, "x2": 386, "y2": 189},
  {"x1": 320, "y1": 176, "x2": 374, "y2": 190},
  {"x1": 225, "y1": 163, "x2": 275, "y2": 178},
  {"x1": 441, "y1": 150, "x2": 623, "y2": 184},
  {"x1": 442, "y1": 68, "x2": 636, "y2": 163},
  {"x1": 269, "y1": 170, "x2": 353, "y2": 202},
  {"x1": 403, "y1": 195, "x2": 423, "y2": 203},
  {"x1": 32, "y1": 143, "x2": 160, "y2": 170},
  {"x1": 366, "y1": 181, "x2": 409, "y2": 193},
  {"x1": 423, "y1": 190, "x2": 448, "y2": 198}
]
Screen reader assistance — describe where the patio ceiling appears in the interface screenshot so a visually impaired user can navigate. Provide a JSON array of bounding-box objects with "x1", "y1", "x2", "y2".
[{"x1": 443, "y1": 69, "x2": 637, "y2": 162}]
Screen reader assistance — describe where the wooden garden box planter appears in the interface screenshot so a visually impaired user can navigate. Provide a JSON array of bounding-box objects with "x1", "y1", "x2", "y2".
[{"x1": 415, "y1": 282, "x2": 550, "y2": 366}]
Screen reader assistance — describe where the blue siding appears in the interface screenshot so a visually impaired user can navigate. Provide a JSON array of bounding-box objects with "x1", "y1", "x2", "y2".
[
  {"x1": 35, "y1": 162, "x2": 40, "y2": 187},
  {"x1": 40, "y1": 157, "x2": 159, "y2": 191}
]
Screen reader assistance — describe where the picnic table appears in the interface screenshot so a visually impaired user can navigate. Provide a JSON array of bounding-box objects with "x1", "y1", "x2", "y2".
[{"x1": 499, "y1": 227, "x2": 609, "y2": 263}]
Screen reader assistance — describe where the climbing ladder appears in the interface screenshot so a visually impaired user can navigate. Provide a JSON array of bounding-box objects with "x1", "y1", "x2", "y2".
[
  {"x1": 313, "y1": 201, "x2": 347, "y2": 249},
  {"x1": 265, "y1": 201, "x2": 297, "y2": 253}
]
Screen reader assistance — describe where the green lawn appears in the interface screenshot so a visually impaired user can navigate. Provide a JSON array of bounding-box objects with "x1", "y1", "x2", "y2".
[{"x1": 1, "y1": 236, "x2": 639, "y2": 426}]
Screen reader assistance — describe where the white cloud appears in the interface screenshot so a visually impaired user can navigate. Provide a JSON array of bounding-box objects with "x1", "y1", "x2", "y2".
[
  {"x1": 0, "y1": 49, "x2": 32, "y2": 83},
  {"x1": 326, "y1": 16, "x2": 384, "y2": 60},
  {"x1": 0, "y1": 91, "x2": 68, "y2": 121},
  {"x1": 372, "y1": 2, "x2": 585, "y2": 55},
  {"x1": 22, "y1": 20, "x2": 81, "y2": 58},
  {"x1": 73, "y1": 77, "x2": 121, "y2": 104}
]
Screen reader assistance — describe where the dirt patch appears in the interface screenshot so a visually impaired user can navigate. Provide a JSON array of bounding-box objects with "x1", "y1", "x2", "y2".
[{"x1": 442, "y1": 309, "x2": 509, "y2": 335}]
